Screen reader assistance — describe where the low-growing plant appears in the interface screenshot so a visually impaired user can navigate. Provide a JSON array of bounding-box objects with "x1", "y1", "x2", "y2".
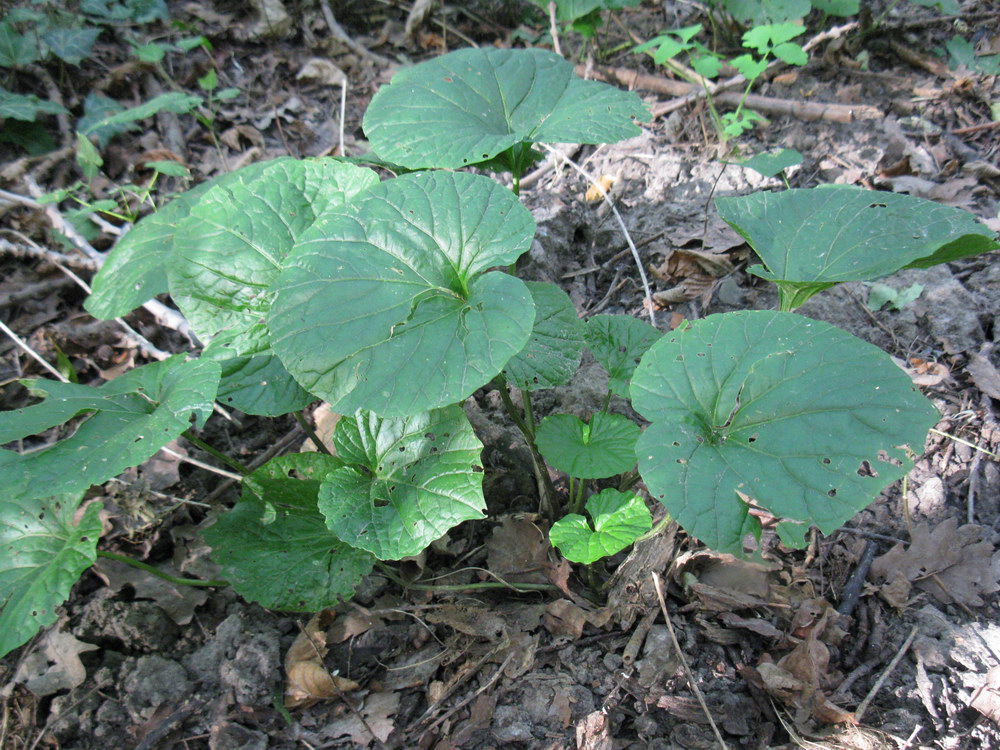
[{"x1": 2, "y1": 46, "x2": 997, "y2": 659}]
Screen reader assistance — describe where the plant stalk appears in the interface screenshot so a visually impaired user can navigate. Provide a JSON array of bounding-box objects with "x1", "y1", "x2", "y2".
[
  {"x1": 97, "y1": 550, "x2": 228, "y2": 588},
  {"x1": 294, "y1": 410, "x2": 333, "y2": 456},
  {"x1": 182, "y1": 430, "x2": 251, "y2": 475}
]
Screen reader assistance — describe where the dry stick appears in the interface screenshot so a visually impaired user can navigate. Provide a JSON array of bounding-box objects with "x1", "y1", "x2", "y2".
[
  {"x1": 540, "y1": 143, "x2": 656, "y2": 327},
  {"x1": 317, "y1": 0, "x2": 394, "y2": 67},
  {"x1": 0, "y1": 320, "x2": 68, "y2": 382},
  {"x1": 422, "y1": 652, "x2": 515, "y2": 739},
  {"x1": 548, "y1": 1, "x2": 562, "y2": 57},
  {"x1": 651, "y1": 572, "x2": 729, "y2": 750},
  {"x1": 855, "y1": 625, "x2": 918, "y2": 722}
]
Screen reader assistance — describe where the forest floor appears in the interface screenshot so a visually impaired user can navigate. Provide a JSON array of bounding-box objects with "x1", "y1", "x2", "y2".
[{"x1": 2, "y1": 1, "x2": 1000, "y2": 748}]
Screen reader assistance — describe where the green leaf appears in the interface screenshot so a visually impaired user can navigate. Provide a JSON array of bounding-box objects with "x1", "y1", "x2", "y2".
[
  {"x1": 317, "y1": 406, "x2": 485, "y2": 560},
  {"x1": 204, "y1": 454, "x2": 373, "y2": 610},
  {"x1": 42, "y1": 27, "x2": 101, "y2": 65},
  {"x1": 946, "y1": 35, "x2": 1000, "y2": 75},
  {"x1": 144, "y1": 160, "x2": 189, "y2": 177},
  {"x1": 80, "y1": 92, "x2": 202, "y2": 135},
  {"x1": 133, "y1": 42, "x2": 169, "y2": 63},
  {"x1": 203, "y1": 332, "x2": 312, "y2": 417},
  {"x1": 76, "y1": 93, "x2": 128, "y2": 148},
  {"x1": 0, "y1": 356, "x2": 220, "y2": 503},
  {"x1": 772, "y1": 42, "x2": 807, "y2": 66},
  {"x1": 269, "y1": 171, "x2": 536, "y2": 417},
  {"x1": 866, "y1": 282, "x2": 923, "y2": 312},
  {"x1": 504, "y1": 281, "x2": 585, "y2": 391},
  {"x1": 0, "y1": 494, "x2": 101, "y2": 657},
  {"x1": 583, "y1": 314, "x2": 662, "y2": 398},
  {"x1": 0, "y1": 22, "x2": 41, "y2": 67},
  {"x1": 733, "y1": 148, "x2": 802, "y2": 178},
  {"x1": 691, "y1": 53, "x2": 725, "y2": 79},
  {"x1": 363, "y1": 47, "x2": 650, "y2": 170},
  {"x1": 715, "y1": 187, "x2": 1000, "y2": 309},
  {"x1": 81, "y1": 0, "x2": 168, "y2": 22},
  {"x1": 0, "y1": 88, "x2": 68, "y2": 121},
  {"x1": 536, "y1": 411, "x2": 640, "y2": 479},
  {"x1": 75, "y1": 132, "x2": 103, "y2": 181},
  {"x1": 811, "y1": 0, "x2": 859, "y2": 14},
  {"x1": 85, "y1": 157, "x2": 295, "y2": 320},
  {"x1": 723, "y1": 0, "x2": 811, "y2": 23},
  {"x1": 0, "y1": 120, "x2": 56, "y2": 155},
  {"x1": 631, "y1": 310, "x2": 939, "y2": 553},
  {"x1": 549, "y1": 489, "x2": 651, "y2": 563},
  {"x1": 169, "y1": 158, "x2": 378, "y2": 356},
  {"x1": 729, "y1": 54, "x2": 768, "y2": 80}
]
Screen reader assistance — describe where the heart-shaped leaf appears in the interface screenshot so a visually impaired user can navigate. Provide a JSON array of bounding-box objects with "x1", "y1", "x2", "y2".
[
  {"x1": 631, "y1": 311, "x2": 939, "y2": 553},
  {"x1": 363, "y1": 47, "x2": 650, "y2": 170},
  {"x1": 317, "y1": 406, "x2": 485, "y2": 560},
  {"x1": 170, "y1": 158, "x2": 379, "y2": 355},
  {"x1": 42, "y1": 27, "x2": 101, "y2": 65},
  {"x1": 204, "y1": 454, "x2": 373, "y2": 611},
  {"x1": 504, "y1": 281, "x2": 585, "y2": 391},
  {"x1": 583, "y1": 314, "x2": 662, "y2": 398},
  {"x1": 0, "y1": 88, "x2": 68, "y2": 121},
  {"x1": 549, "y1": 489, "x2": 651, "y2": 564},
  {"x1": 0, "y1": 356, "x2": 220, "y2": 502},
  {"x1": 0, "y1": 494, "x2": 101, "y2": 657},
  {"x1": 86, "y1": 157, "x2": 295, "y2": 320},
  {"x1": 204, "y1": 336, "x2": 313, "y2": 417},
  {"x1": 536, "y1": 411, "x2": 640, "y2": 479},
  {"x1": 716, "y1": 186, "x2": 999, "y2": 310},
  {"x1": 269, "y1": 170, "x2": 536, "y2": 416}
]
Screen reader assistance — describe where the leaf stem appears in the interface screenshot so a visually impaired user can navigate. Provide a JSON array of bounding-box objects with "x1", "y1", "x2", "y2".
[
  {"x1": 182, "y1": 430, "x2": 251, "y2": 475},
  {"x1": 97, "y1": 549, "x2": 228, "y2": 588},
  {"x1": 376, "y1": 561, "x2": 557, "y2": 593},
  {"x1": 294, "y1": 410, "x2": 332, "y2": 456}
]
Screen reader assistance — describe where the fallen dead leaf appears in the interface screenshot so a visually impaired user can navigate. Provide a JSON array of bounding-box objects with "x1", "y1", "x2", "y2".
[
  {"x1": 320, "y1": 691, "x2": 399, "y2": 746},
  {"x1": 486, "y1": 515, "x2": 550, "y2": 585},
  {"x1": 14, "y1": 620, "x2": 99, "y2": 697},
  {"x1": 297, "y1": 58, "x2": 347, "y2": 86},
  {"x1": 970, "y1": 666, "x2": 1000, "y2": 724},
  {"x1": 576, "y1": 710, "x2": 614, "y2": 750},
  {"x1": 585, "y1": 175, "x2": 616, "y2": 202},
  {"x1": 93, "y1": 555, "x2": 208, "y2": 625},
  {"x1": 870, "y1": 518, "x2": 1000, "y2": 608},
  {"x1": 967, "y1": 346, "x2": 1000, "y2": 400},
  {"x1": 891, "y1": 356, "x2": 951, "y2": 387},
  {"x1": 543, "y1": 599, "x2": 612, "y2": 640},
  {"x1": 285, "y1": 611, "x2": 360, "y2": 708},
  {"x1": 426, "y1": 604, "x2": 506, "y2": 640}
]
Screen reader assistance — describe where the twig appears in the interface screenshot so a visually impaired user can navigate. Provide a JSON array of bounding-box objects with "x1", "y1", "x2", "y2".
[
  {"x1": 160, "y1": 445, "x2": 244, "y2": 481},
  {"x1": 548, "y1": 1, "x2": 562, "y2": 57},
  {"x1": 968, "y1": 442, "x2": 985, "y2": 524},
  {"x1": 339, "y1": 77, "x2": 348, "y2": 156},
  {"x1": 540, "y1": 144, "x2": 656, "y2": 327},
  {"x1": 422, "y1": 652, "x2": 514, "y2": 739},
  {"x1": 855, "y1": 625, "x2": 918, "y2": 722},
  {"x1": 0, "y1": 188, "x2": 42, "y2": 209},
  {"x1": 0, "y1": 233, "x2": 98, "y2": 271},
  {"x1": 0, "y1": 319, "x2": 68, "y2": 382},
  {"x1": 651, "y1": 572, "x2": 729, "y2": 750},
  {"x1": 952, "y1": 121, "x2": 1000, "y2": 136},
  {"x1": 836, "y1": 540, "x2": 876, "y2": 618},
  {"x1": 318, "y1": 0, "x2": 394, "y2": 66}
]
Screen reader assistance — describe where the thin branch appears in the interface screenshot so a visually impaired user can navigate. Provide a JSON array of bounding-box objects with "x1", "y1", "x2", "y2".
[
  {"x1": 0, "y1": 319, "x2": 69, "y2": 382},
  {"x1": 855, "y1": 626, "x2": 918, "y2": 722},
  {"x1": 548, "y1": 1, "x2": 562, "y2": 57}
]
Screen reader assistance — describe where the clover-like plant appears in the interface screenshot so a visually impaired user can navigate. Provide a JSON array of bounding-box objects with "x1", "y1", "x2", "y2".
[{"x1": 2, "y1": 45, "x2": 997, "y2": 661}]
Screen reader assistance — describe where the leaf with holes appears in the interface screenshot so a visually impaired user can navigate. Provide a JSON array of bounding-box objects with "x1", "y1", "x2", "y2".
[
  {"x1": 0, "y1": 356, "x2": 220, "y2": 502},
  {"x1": 317, "y1": 406, "x2": 485, "y2": 560},
  {"x1": 536, "y1": 411, "x2": 640, "y2": 479},
  {"x1": 584, "y1": 314, "x2": 662, "y2": 398},
  {"x1": 204, "y1": 454, "x2": 374, "y2": 610},
  {"x1": 169, "y1": 158, "x2": 379, "y2": 356},
  {"x1": 86, "y1": 158, "x2": 296, "y2": 320},
  {"x1": 716, "y1": 186, "x2": 999, "y2": 310},
  {"x1": 269, "y1": 171, "x2": 535, "y2": 417},
  {"x1": 0, "y1": 494, "x2": 101, "y2": 658},
  {"x1": 549, "y1": 489, "x2": 651, "y2": 563},
  {"x1": 631, "y1": 310, "x2": 938, "y2": 553},
  {"x1": 363, "y1": 47, "x2": 650, "y2": 170},
  {"x1": 504, "y1": 281, "x2": 585, "y2": 391}
]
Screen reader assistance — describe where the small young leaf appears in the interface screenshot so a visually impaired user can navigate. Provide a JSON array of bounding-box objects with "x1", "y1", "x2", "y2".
[
  {"x1": 317, "y1": 406, "x2": 485, "y2": 560},
  {"x1": 549, "y1": 489, "x2": 651, "y2": 564},
  {"x1": 144, "y1": 160, "x2": 189, "y2": 178},
  {"x1": 734, "y1": 148, "x2": 802, "y2": 178},
  {"x1": 716, "y1": 187, "x2": 1000, "y2": 309},
  {"x1": 0, "y1": 22, "x2": 41, "y2": 67},
  {"x1": 270, "y1": 171, "x2": 536, "y2": 417},
  {"x1": 504, "y1": 281, "x2": 585, "y2": 391},
  {"x1": 75, "y1": 132, "x2": 103, "y2": 181},
  {"x1": 0, "y1": 355, "x2": 220, "y2": 503},
  {"x1": 772, "y1": 42, "x2": 807, "y2": 66},
  {"x1": 133, "y1": 42, "x2": 168, "y2": 63},
  {"x1": 729, "y1": 54, "x2": 768, "y2": 80},
  {"x1": 42, "y1": 27, "x2": 101, "y2": 65},
  {"x1": 363, "y1": 47, "x2": 650, "y2": 170},
  {"x1": 584, "y1": 314, "x2": 662, "y2": 398},
  {"x1": 80, "y1": 92, "x2": 202, "y2": 135},
  {"x1": 197, "y1": 68, "x2": 218, "y2": 92},
  {"x1": 536, "y1": 411, "x2": 640, "y2": 479},
  {"x1": 0, "y1": 88, "x2": 68, "y2": 121},
  {"x1": 204, "y1": 454, "x2": 373, "y2": 611},
  {"x1": 691, "y1": 53, "x2": 725, "y2": 79},
  {"x1": 866, "y1": 282, "x2": 923, "y2": 312},
  {"x1": 0, "y1": 494, "x2": 101, "y2": 658},
  {"x1": 631, "y1": 310, "x2": 939, "y2": 554}
]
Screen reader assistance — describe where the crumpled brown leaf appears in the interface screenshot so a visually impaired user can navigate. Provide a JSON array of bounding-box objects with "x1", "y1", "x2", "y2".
[
  {"x1": 870, "y1": 518, "x2": 1000, "y2": 608},
  {"x1": 544, "y1": 599, "x2": 612, "y2": 640},
  {"x1": 970, "y1": 666, "x2": 1000, "y2": 725},
  {"x1": 285, "y1": 612, "x2": 360, "y2": 708},
  {"x1": 14, "y1": 621, "x2": 99, "y2": 697}
]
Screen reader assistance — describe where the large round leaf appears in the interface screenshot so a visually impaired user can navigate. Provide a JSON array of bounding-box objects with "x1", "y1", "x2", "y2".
[
  {"x1": 203, "y1": 454, "x2": 374, "y2": 611},
  {"x1": 0, "y1": 356, "x2": 220, "y2": 503},
  {"x1": 269, "y1": 171, "x2": 536, "y2": 417},
  {"x1": 0, "y1": 494, "x2": 100, "y2": 657},
  {"x1": 86, "y1": 157, "x2": 295, "y2": 320},
  {"x1": 631, "y1": 311, "x2": 939, "y2": 553},
  {"x1": 504, "y1": 281, "x2": 585, "y2": 391},
  {"x1": 363, "y1": 47, "x2": 650, "y2": 170},
  {"x1": 584, "y1": 314, "x2": 662, "y2": 398},
  {"x1": 169, "y1": 158, "x2": 378, "y2": 355},
  {"x1": 536, "y1": 411, "x2": 640, "y2": 479},
  {"x1": 716, "y1": 186, "x2": 999, "y2": 309},
  {"x1": 549, "y1": 489, "x2": 651, "y2": 564},
  {"x1": 317, "y1": 406, "x2": 485, "y2": 560}
]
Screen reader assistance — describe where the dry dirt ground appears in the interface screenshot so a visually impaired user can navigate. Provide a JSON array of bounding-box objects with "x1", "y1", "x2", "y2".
[{"x1": 2, "y1": 1, "x2": 1000, "y2": 748}]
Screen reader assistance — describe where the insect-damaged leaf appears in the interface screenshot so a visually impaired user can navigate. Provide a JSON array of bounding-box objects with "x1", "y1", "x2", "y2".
[{"x1": 631, "y1": 311, "x2": 938, "y2": 554}]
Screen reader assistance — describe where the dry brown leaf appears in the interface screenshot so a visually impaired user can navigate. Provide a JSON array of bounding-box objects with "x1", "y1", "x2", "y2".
[
  {"x1": 285, "y1": 611, "x2": 360, "y2": 708},
  {"x1": 870, "y1": 518, "x2": 1000, "y2": 608},
  {"x1": 970, "y1": 666, "x2": 1000, "y2": 724},
  {"x1": 426, "y1": 604, "x2": 506, "y2": 640},
  {"x1": 585, "y1": 175, "x2": 616, "y2": 202},
  {"x1": 14, "y1": 621, "x2": 99, "y2": 697},
  {"x1": 94, "y1": 556, "x2": 208, "y2": 625},
  {"x1": 320, "y1": 691, "x2": 399, "y2": 746},
  {"x1": 543, "y1": 599, "x2": 612, "y2": 640},
  {"x1": 891, "y1": 356, "x2": 951, "y2": 387},
  {"x1": 296, "y1": 58, "x2": 347, "y2": 86},
  {"x1": 486, "y1": 515, "x2": 549, "y2": 585},
  {"x1": 967, "y1": 346, "x2": 1000, "y2": 400},
  {"x1": 576, "y1": 710, "x2": 614, "y2": 750}
]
